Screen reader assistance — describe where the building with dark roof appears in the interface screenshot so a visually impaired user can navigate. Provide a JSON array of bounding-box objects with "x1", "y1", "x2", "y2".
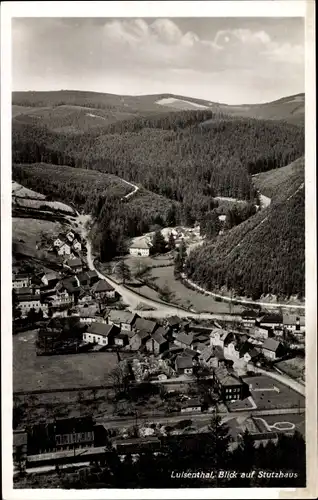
[
  {"x1": 83, "y1": 322, "x2": 120, "y2": 347},
  {"x1": 65, "y1": 258, "x2": 83, "y2": 273},
  {"x1": 106, "y1": 310, "x2": 139, "y2": 331},
  {"x1": 91, "y1": 279, "x2": 116, "y2": 299},
  {"x1": 213, "y1": 366, "x2": 247, "y2": 402},
  {"x1": 174, "y1": 332, "x2": 194, "y2": 349},
  {"x1": 180, "y1": 397, "x2": 202, "y2": 413},
  {"x1": 262, "y1": 338, "x2": 285, "y2": 360},
  {"x1": 134, "y1": 317, "x2": 158, "y2": 335},
  {"x1": 175, "y1": 354, "x2": 194, "y2": 375},
  {"x1": 146, "y1": 328, "x2": 169, "y2": 354},
  {"x1": 257, "y1": 313, "x2": 283, "y2": 328}
]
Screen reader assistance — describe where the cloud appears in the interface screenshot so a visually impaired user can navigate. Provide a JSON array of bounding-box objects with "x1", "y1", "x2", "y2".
[{"x1": 12, "y1": 18, "x2": 304, "y2": 103}]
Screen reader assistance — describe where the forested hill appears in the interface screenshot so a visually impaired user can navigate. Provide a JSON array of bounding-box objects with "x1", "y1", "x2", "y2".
[
  {"x1": 185, "y1": 158, "x2": 305, "y2": 301},
  {"x1": 253, "y1": 156, "x2": 304, "y2": 200},
  {"x1": 12, "y1": 110, "x2": 304, "y2": 226},
  {"x1": 12, "y1": 90, "x2": 304, "y2": 125}
]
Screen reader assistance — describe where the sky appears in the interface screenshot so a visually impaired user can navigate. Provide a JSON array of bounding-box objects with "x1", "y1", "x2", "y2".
[{"x1": 12, "y1": 17, "x2": 304, "y2": 104}]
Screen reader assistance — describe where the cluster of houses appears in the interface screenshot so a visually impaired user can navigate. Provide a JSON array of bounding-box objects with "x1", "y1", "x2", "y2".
[
  {"x1": 12, "y1": 265, "x2": 117, "y2": 319},
  {"x1": 241, "y1": 310, "x2": 305, "y2": 336},
  {"x1": 53, "y1": 230, "x2": 82, "y2": 257}
]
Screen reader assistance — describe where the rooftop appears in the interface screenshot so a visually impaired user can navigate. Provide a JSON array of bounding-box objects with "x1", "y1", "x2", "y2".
[
  {"x1": 258, "y1": 313, "x2": 283, "y2": 324},
  {"x1": 283, "y1": 315, "x2": 305, "y2": 327},
  {"x1": 130, "y1": 239, "x2": 151, "y2": 250},
  {"x1": 17, "y1": 294, "x2": 41, "y2": 302},
  {"x1": 91, "y1": 279, "x2": 115, "y2": 293},
  {"x1": 66, "y1": 258, "x2": 82, "y2": 268},
  {"x1": 166, "y1": 315, "x2": 182, "y2": 327},
  {"x1": 181, "y1": 397, "x2": 202, "y2": 408},
  {"x1": 151, "y1": 330, "x2": 168, "y2": 345},
  {"x1": 175, "y1": 354, "x2": 193, "y2": 370},
  {"x1": 174, "y1": 332, "x2": 194, "y2": 347},
  {"x1": 134, "y1": 317, "x2": 158, "y2": 334},
  {"x1": 214, "y1": 366, "x2": 243, "y2": 386},
  {"x1": 107, "y1": 310, "x2": 137, "y2": 325},
  {"x1": 86, "y1": 323, "x2": 117, "y2": 337},
  {"x1": 262, "y1": 338, "x2": 281, "y2": 352}
]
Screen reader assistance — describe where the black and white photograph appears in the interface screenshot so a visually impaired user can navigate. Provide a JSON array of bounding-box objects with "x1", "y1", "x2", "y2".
[{"x1": 1, "y1": 1, "x2": 317, "y2": 498}]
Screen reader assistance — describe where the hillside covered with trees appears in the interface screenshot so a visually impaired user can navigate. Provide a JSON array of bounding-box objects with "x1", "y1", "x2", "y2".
[{"x1": 186, "y1": 160, "x2": 305, "y2": 300}]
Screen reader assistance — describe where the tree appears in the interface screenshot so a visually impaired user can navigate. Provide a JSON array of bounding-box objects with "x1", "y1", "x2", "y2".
[
  {"x1": 205, "y1": 412, "x2": 232, "y2": 475},
  {"x1": 134, "y1": 262, "x2": 151, "y2": 281},
  {"x1": 116, "y1": 260, "x2": 131, "y2": 284},
  {"x1": 159, "y1": 283, "x2": 174, "y2": 303},
  {"x1": 167, "y1": 232, "x2": 176, "y2": 251},
  {"x1": 151, "y1": 230, "x2": 167, "y2": 254}
]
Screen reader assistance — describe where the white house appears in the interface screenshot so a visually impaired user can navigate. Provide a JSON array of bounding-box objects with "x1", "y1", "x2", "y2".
[
  {"x1": 129, "y1": 239, "x2": 151, "y2": 257},
  {"x1": 83, "y1": 323, "x2": 120, "y2": 346},
  {"x1": 72, "y1": 239, "x2": 82, "y2": 252},
  {"x1": 262, "y1": 338, "x2": 284, "y2": 360},
  {"x1": 41, "y1": 272, "x2": 59, "y2": 287},
  {"x1": 57, "y1": 242, "x2": 72, "y2": 256},
  {"x1": 66, "y1": 231, "x2": 76, "y2": 243},
  {"x1": 17, "y1": 295, "x2": 48, "y2": 317},
  {"x1": 210, "y1": 329, "x2": 233, "y2": 348},
  {"x1": 12, "y1": 274, "x2": 31, "y2": 289},
  {"x1": 283, "y1": 315, "x2": 305, "y2": 333},
  {"x1": 53, "y1": 234, "x2": 65, "y2": 248}
]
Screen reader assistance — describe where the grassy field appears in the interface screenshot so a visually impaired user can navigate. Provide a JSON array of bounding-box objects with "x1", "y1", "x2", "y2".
[
  {"x1": 12, "y1": 181, "x2": 46, "y2": 199},
  {"x1": 243, "y1": 375, "x2": 305, "y2": 411},
  {"x1": 13, "y1": 197, "x2": 75, "y2": 214},
  {"x1": 253, "y1": 157, "x2": 304, "y2": 200},
  {"x1": 13, "y1": 330, "x2": 125, "y2": 393},
  {"x1": 12, "y1": 217, "x2": 68, "y2": 261},
  {"x1": 275, "y1": 357, "x2": 305, "y2": 382}
]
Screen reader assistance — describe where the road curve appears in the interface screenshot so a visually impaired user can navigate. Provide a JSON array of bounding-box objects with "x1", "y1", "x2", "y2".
[{"x1": 121, "y1": 179, "x2": 139, "y2": 200}]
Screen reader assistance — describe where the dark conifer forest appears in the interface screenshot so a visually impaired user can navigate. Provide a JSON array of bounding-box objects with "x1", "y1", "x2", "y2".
[{"x1": 12, "y1": 102, "x2": 305, "y2": 299}]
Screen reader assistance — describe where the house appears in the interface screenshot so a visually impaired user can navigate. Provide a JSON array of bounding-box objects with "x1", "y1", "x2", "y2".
[
  {"x1": 13, "y1": 430, "x2": 28, "y2": 470},
  {"x1": 174, "y1": 332, "x2": 194, "y2": 349},
  {"x1": 193, "y1": 342, "x2": 208, "y2": 354},
  {"x1": 13, "y1": 286, "x2": 33, "y2": 297},
  {"x1": 253, "y1": 326, "x2": 271, "y2": 340},
  {"x1": 145, "y1": 327, "x2": 169, "y2": 354},
  {"x1": 241, "y1": 310, "x2": 260, "y2": 326},
  {"x1": 78, "y1": 288, "x2": 93, "y2": 306},
  {"x1": 283, "y1": 315, "x2": 305, "y2": 333},
  {"x1": 165, "y1": 315, "x2": 183, "y2": 332},
  {"x1": 213, "y1": 367, "x2": 246, "y2": 402},
  {"x1": 199, "y1": 346, "x2": 215, "y2": 367},
  {"x1": 114, "y1": 437, "x2": 161, "y2": 456},
  {"x1": 16, "y1": 295, "x2": 46, "y2": 317},
  {"x1": 72, "y1": 239, "x2": 82, "y2": 252},
  {"x1": 257, "y1": 313, "x2": 283, "y2": 329},
  {"x1": 129, "y1": 330, "x2": 150, "y2": 351},
  {"x1": 134, "y1": 318, "x2": 158, "y2": 335},
  {"x1": 12, "y1": 273, "x2": 31, "y2": 289},
  {"x1": 209, "y1": 328, "x2": 231, "y2": 348},
  {"x1": 75, "y1": 271, "x2": 98, "y2": 288},
  {"x1": 237, "y1": 342, "x2": 261, "y2": 364},
  {"x1": 180, "y1": 397, "x2": 202, "y2": 413},
  {"x1": 53, "y1": 233, "x2": 67, "y2": 247},
  {"x1": 27, "y1": 417, "x2": 96, "y2": 455},
  {"x1": 57, "y1": 242, "x2": 72, "y2": 256},
  {"x1": 261, "y1": 338, "x2": 285, "y2": 360},
  {"x1": 79, "y1": 312, "x2": 107, "y2": 325},
  {"x1": 54, "y1": 277, "x2": 80, "y2": 305},
  {"x1": 66, "y1": 230, "x2": 76, "y2": 243},
  {"x1": 175, "y1": 354, "x2": 194, "y2": 375},
  {"x1": 41, "y1": 272, "x2": 59, "y2": 287},
  {"x1": 91, "y1": 279, "x2": 116, "y2": 300},
  {"x1": 83, "y1": 322, "x2": 120, "y2": 347},
  {"x1": 113, "y1": 333, "x2": 129, "y2": 347},
  {"x1": 129, "y1": 239, "x2": 151, "y2": 257},
  {"x1": 106, "y1": 310, "x2": 139, "y2": 331},
  {"x1": 65, "y1": 258, "x2": 83, "y2": 273}
]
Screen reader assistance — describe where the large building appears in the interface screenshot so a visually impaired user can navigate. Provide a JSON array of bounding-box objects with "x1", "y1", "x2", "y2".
[
  {"x1": 83, "y1": 322, "x2": 120, "y2": 346},
  {"x1": 129, "y1": 239, "x2": 151, "y2": 257},
  {"x1": 12, "y1": 273, "x2": 31, "y2": 289},
  {"x1": 212, "y1": 366, "x2": 247, "y2": 402}
]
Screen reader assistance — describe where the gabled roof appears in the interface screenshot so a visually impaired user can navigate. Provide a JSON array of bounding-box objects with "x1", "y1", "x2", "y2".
[
  {"x1": 199, "y1": 346, "x2": 214, "y2": 363},
  {"x1": 151, "y1": 329, "x2": 168, "y2": 345},
  {"x1": 241, "y1": 310, "x2": 260, "y2": 320},
  {"x1": 138, "y1": 329, "x2": 151, "y2": 341},
  {"x1": 66, "y1": 258, "x2": 82, "y2": 268},
  {"x1": 258, "y1": 313, "x2": 283, "y2": 324},
  {"x1": 154, "y1": 326, "x2": 170, "y2": 338},
  {"x1": 134, "y1": 318, "x2": 158, "y2": 334},
  {"x1": 184, "y1": 347, "x2": 199, "y2": 359},
  {"x1": 13, "y1": 273, "x2": 30, "y2": 281},
  {"x1": 238, "y1": 341, "x2": 254, "y2": 357},
  {"x1": 166, "y1": 315, "x2": 182, "y2": 327},
  {"x1": 58, "y1": 277, "x2": 80, "y2": 294},
  {"x1": 223, "y1": 332, "x2": 236, "y2": 347},
  {"x1": 130, "y1": 239, "x2": 151, "y2": 250},
  {"x1": 214, "y1": 366, "x2": 243, "y2": 386},
  {"x1": 87, "y1": 270, "x2": 98, "y2": 279},
  {"x1": 174, "y1": 332, "x2": 194, "y2": 347},
  {"x1": 14, "y1": 286, "x2": 32, "y2": 296},
  {"x1": 43, "y1": 271, "x2": 59, "y2": 281},
  {"x1": 107, "y1": 310, "x2": 137, "y2": 325},
  {"x1": 262, "y1": 338, "x2": 281, "y2": 352},
  {"x1": 76, "y1": 272, "x2": 90, "y2": 286},
  {"x1": 175, "y1": 355, "x2": 193, "y2": 370},
  {"x1": 193, "y1": 342, "x2": 208, "y2": 353},
  {"x1": 91, "y1": 279, "x2": 114, "y2": 293},
  {"x1": 86, "y1": 322, "x2": 117, "y2": 337}
]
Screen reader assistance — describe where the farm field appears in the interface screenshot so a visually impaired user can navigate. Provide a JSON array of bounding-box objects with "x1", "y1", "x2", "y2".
[
  {"x1": 13, "y1": 330, "x2": 130, "y2": 393},
  {"x1": 13, "y1": 197, "x2": 75, "y2": 214}
]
